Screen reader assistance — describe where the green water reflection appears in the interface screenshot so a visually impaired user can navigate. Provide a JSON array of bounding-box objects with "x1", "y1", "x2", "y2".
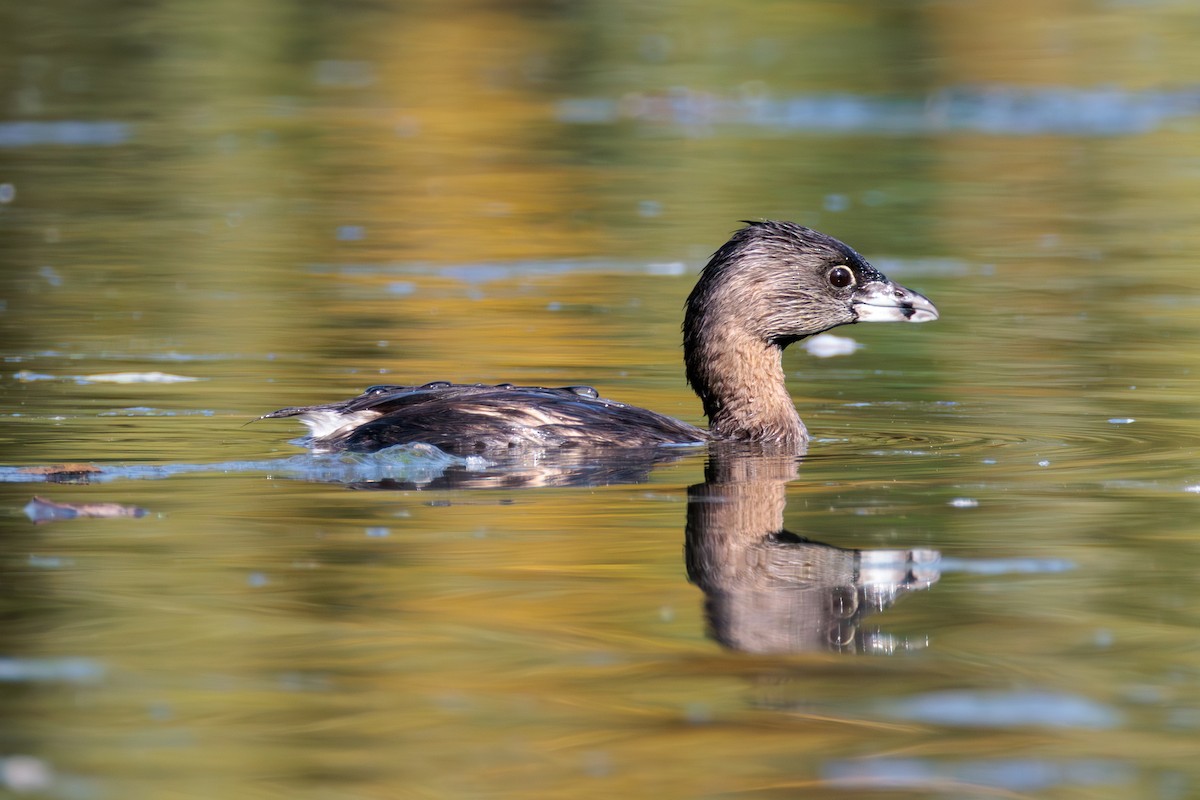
[{"x1": 3, "y1": 0, "x2": 1200, "y2": 798}]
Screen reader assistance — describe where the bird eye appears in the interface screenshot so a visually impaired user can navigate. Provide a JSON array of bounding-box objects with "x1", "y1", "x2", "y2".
[{"x1": 828, "y1": 266, "x2": 854, "y2": 288}]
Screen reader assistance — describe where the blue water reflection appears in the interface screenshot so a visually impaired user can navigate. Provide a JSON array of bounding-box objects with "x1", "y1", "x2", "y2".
[
  {"x1": 0, "y1": 121, "x2": 130, "y2": 147},
  {"x1": 558, "y1": 85, "x2": 1200, "y2": 135},
  {"x1": 878, "y1": 689, "x2": 1122, "y2": 729},
  {"x1": 823, "y1": 757, "x2": 1134, "y2": 792},
  {"x1": 0, "y1": 657, "x2": 106, "y2": 684}
]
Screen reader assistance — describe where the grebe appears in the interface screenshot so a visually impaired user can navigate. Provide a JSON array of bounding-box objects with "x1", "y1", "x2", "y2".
[{"x1": 264, "y1": 221, "x2": 938, "y2": 455}]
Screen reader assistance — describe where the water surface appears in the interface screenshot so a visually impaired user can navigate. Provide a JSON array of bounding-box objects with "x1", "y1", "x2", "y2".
[{"x1": 2, "y1": 2, "x2": 1200, "y2": 798}]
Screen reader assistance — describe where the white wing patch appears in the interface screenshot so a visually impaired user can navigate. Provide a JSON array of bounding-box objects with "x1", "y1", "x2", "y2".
[{"x1": 296, "y1": 409, "x2": 382, "y2": 440}]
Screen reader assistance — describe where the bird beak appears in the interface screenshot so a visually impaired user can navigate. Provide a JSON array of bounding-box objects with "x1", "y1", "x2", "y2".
[{"x1": 852, "y1": 279, "x2": 939, "y2": 323}]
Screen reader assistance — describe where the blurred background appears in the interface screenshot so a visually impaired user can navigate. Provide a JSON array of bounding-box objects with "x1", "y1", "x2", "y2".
[
  {"x1": 2, "y1": 2, "x2": 1200, "y2": 798},
  {"x1": 3, "y1": 0, "x2": 1198, "y2": 400}
]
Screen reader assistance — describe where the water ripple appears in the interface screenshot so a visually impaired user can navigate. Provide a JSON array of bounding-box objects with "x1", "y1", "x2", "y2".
[{"x1": 820, "y1": 408, "x2": 1162, "y2": 467}]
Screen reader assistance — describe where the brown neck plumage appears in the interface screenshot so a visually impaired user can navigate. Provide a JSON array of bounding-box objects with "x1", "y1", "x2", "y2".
[{"x1": 684, "y1": 310, "x2": 807, "y2": 444}]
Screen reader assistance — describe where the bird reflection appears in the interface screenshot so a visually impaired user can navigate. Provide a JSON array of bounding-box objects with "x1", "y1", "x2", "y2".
[
  {"x1": 333, "y1": 444, "x2": 695, "y2": 491},
  {"x1": 234, "y1": 437, "x2": 939, "y2": 655},
  {"x1": 686, "y1": 448, "x2": 939, "y2": 654}
]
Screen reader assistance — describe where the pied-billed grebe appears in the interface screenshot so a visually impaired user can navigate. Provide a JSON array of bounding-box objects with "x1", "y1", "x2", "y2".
[{"x1": 264, "y1": 221, "x2": 937, "y2": 454}]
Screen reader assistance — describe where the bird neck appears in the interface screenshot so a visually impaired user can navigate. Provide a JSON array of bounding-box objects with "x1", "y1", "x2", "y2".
[{"x1": 685, "y1": 324, "x2": 807, "y2": 443}]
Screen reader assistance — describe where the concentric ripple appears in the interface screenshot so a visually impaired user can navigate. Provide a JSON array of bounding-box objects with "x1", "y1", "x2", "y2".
[{"x1": 806, "y1": 399, "x2": 1187, "y2": 489}]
